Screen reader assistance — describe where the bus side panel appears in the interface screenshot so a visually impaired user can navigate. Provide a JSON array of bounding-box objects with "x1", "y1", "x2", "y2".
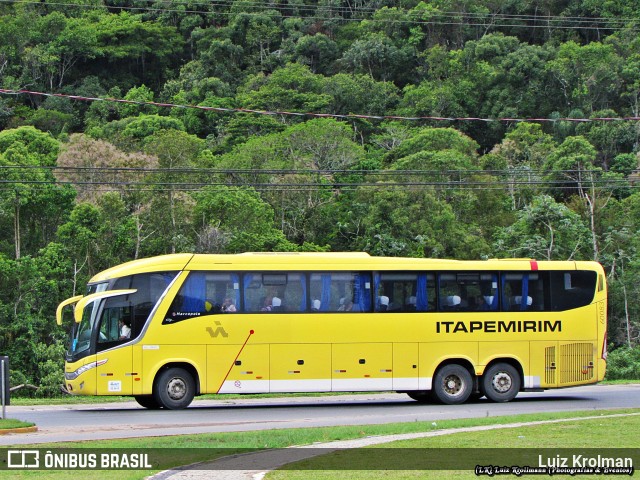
[
  {"x1": 141, "y1": 345, "x2": 206, "y2": 395},
  {"x1": 393, "y1": 343, "x2": 419, "y2": 390},
  {"x1": 477, "y1": 341, "x2": 529, "y2": 386},
  {"x1": 133, "y1": 345, "x2": 143, "y2": 395},
  {"x1": 206, "y1": 344, "x2": 252, "y2": 394},
  {"x1": 529, "y1": 341, "x2": 558, "y2": 388},
  {"x1": 96, "y1": 348, "x2": 133, "y2": 395},
  {"x1": 270, "y1": 344, "x2": 331, "y2": 392},
  {"x1": 419, "y1": 341, "x2": 478, "y2": 390},
  {"x1": 213, "y1": 344, "x2": 269, "y2": 394},
  {"x1": 332, "y1": 343, "x2": 393, "y2": 391}
]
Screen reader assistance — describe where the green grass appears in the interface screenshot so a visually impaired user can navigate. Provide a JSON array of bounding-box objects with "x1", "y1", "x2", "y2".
[
  {"x1": 2, "y1": 409, "x2": 639, "y2": 479},
  {"x1": 0, "y1": 418, "x2": 34, "y2": 430},
  {"x1": 269, "y1": 413, "x2": 640, "y2": 480}
]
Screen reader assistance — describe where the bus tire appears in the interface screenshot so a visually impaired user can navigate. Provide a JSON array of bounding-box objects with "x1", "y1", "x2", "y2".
[
  {"x1": 406, "y1": 391, "x2": 433, "y2": 403},
  {"x1": 482, "y1": 363, "x2": 520, "y2": 403},
  {"x1": 431, "y1": 364, "x2": 473, "y2": 405},
  {"x1": 154, "y1": 367, "x2": 195, "y2": 410},
  {"x1": 134, "y1": 395, "x2": 161, "y2": 409}
]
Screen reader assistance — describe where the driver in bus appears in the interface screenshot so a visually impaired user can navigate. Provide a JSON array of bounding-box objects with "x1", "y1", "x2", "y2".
[{"x1": 119, "y1": 318, "x2": 131, "y2": 340}]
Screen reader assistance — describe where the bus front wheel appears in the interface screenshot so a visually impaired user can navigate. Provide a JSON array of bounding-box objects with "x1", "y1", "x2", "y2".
[
  {"x1": 154, "y1": 367, "x2": 195, "y2": 409},
  {"x1": 482, "y1": 363, "x2": 520, "y2": 403},
  {"x1": 431, "y1": 364, "x2": 473, "y2": 405}
]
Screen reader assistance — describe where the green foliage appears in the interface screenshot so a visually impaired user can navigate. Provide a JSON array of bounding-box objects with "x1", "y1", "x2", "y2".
[
  {"x1": 3, "y1": 0, "x2": 640, "y2": 396},
  {"x1": 493, "y1": 194, "x2": 592, "y2": 260},
  {"x1": 605, "y1": 347, "x2": 640, "y2": 380}
]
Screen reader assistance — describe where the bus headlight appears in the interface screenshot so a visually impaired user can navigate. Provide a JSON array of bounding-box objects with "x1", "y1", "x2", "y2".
[{"x1": 65, "y1": 359, "x2": 108, "y2": 380}]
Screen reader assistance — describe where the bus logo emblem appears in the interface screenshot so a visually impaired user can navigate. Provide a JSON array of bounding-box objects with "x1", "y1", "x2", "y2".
[{"x1": 207, "y1": 321, "x2": 228, "y2": 338}]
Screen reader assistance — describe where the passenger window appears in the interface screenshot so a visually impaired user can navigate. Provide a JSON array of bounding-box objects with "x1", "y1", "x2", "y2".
[
  {"x1": 243, "y1": 272, "x2": 305, "y2": 313},
  {"x1": 438, "y1": 273, "x2": 498, "y2": 312},
  {"x1": 374, "y1": 273, "x2": 433, "y2": 312},
  {"x1": 549, "y1": 271, "x2": 596, "y2": 311},
  {"x1": 501, "y1": 273, "x2": 545, "y2": 311},
  {"x1": 310, "y1": 272, "x2": 372, "y2": 312},
  {"x1": 164, "y1": 272, "x2": 239, "y2": 323}
]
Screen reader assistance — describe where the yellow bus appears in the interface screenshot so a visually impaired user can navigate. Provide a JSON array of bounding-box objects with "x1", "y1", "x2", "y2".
[{"x1": 56, "y1": 253, "x2": 607, "y2": 409}]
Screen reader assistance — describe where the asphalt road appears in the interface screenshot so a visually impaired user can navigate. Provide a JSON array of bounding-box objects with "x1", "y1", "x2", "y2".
[{"x1": 1, "y1": 384, "x2": 639, "y2": 445}]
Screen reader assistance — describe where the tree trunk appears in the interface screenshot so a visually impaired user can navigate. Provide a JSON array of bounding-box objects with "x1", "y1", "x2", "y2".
[{"x1": 13, "y1": 194, "x2": 20, "y2": 259}]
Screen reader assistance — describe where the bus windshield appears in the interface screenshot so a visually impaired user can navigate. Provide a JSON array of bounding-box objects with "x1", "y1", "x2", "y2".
[{"x1": 66, "y1": 272, "x2": 178, "y2": 361}]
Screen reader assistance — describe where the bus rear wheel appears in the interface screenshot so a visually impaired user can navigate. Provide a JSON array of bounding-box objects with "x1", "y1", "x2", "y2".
[
  {"x1": 406, "y1": 391, "x2": 433, "y2": 403},
  {"x1": 154, "y1": 367, "x2": 195, "y2": 409},
  {"x1": 134, "y1": 395, "x2": 161, "y2": 409},
  {"x1": 431, "y1": 364, "x2": 473, "y2": 405},
  {"x1": 482, "y1": 363, "x2": 520, "y2": 403}
]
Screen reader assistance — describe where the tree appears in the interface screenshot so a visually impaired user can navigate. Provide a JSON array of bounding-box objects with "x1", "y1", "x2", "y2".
[
  {"x1": 143, "y1": 129, "x2": 205, "y2": 254},
  {"x1": 0, "y1": 127, "x2": 61, "y2": 259},
  {"x1": 545, "y1": 136, "x2": 616, "y2": 260},
  {"x1": 215, "y1": 118, "x2": 365, "y2": 244},
  {"x1": 384, "y1": 127, "x2": 480, "y2": 165},
  {"x1": 225, "y1": 8, "x2": 284, "y2": 73},
  {"x1": 346, "y1": 186, "x2": 491, "y2": 259},
  {"x1": 294, "y1": 34, "x2": 339, "y2": 74},
  {"x1": 575, "y1": 111, "x2": 637, "y2": 170},
  {"x1": 193, "y1": 186, "x2": 298, "y2": 253},
  {"x1": 25, "y1": 13, "x2": 100, "y2": 90},
  {"x1": 340, "y1": 33, "x2": 413, "y2": 83},
  {"x1": 545, "y1": 41, "x2": 623, "y2": 114},
  {"x1": 323, "y1": 73, "x2": 400, "y2": 117},
  {"x1": 88, "y1": 114, "x2": 186, "y2": 151},
  {"x1": 493, "y1": 194, "x2": 591, "y2": 260},
  {"x1": 93, "y1": 12, "x2": 184, "y2": 86},
  {"x1": 56, "y1": 133, "x2": 158, "y2": 203},
  {"x1": 237, "y1": 63, "x2": 332, "y2": 113},
  {"x1": 488, "y1": 123, "x2": 557, "y2": 210}
]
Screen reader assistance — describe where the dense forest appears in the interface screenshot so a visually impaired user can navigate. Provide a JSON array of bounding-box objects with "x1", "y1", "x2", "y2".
[{"x1": 1, "y1": 0, "x2": 640, "y2": 394}]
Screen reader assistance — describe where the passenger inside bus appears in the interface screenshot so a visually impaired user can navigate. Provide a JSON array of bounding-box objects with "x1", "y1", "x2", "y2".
[
  {"x1": 271, "y1": 297, "x2": 283, "y2": 312},
  {"x1": 405, "y1": 296, "x2": 417, "y2": 311},
  {"x1": 311, "y1": 299, "x2": 321, "y2": 312},
  {"x1": 443, "y1": 295, "x2": 461, "y2": 311},
  {"x1": 260, "y1": 296, "x2": 273, "y2": 311},
  {"x1": 378, "y1": 295, "x2": 389, "y2": 311},
  {"x1": 221, "y1": 297, "x2": 237, "y2": 313}
]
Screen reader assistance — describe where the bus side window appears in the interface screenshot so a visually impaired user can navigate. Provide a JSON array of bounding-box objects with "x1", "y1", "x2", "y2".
[
  {"x1": 549, "y1": 271, "x2": 596, "y2": 311},
  {"x1": 96, "y1": 298, "x2": 132, "y2": 350},
  {"x1": 164, "y1": 272, "x2": 207, "y2": 323},
  {"x1": 310, "y1": 272, "x2": 371, "y2": 312},
  {"x1": 501, "y1": 272, "x2": 546, "y2": 311},
  {"x1": 374, "y1": 272, "x2": 431, "y2": 312},
  {"x1": 438, "y1": 274, "x2": 460, "y2": 311}
]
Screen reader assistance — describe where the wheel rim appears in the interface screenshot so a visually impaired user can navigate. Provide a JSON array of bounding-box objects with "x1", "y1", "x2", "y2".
[
  {"x1": 443, "y1": 374, "x2": 463, "y2": 396},
  {"x1": 166, "y1": 377, "x2": 187, "y2": 401},
  {"x1": 491, "y1": 372, "x2": 512, "y2": 393}
]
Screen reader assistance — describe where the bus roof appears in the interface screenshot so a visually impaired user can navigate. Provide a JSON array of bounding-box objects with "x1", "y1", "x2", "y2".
[{"x1": 88, "y1": 253, "x2": 603, "y2": 283}]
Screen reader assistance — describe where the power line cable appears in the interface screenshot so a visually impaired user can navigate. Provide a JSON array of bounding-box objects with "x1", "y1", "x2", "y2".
[
  {"x1": 3, "y1": 88, "x2": 640, "y2": 123},
  {"x1": 0, "y1": 0, "x2": 637, "y2": 31}
]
